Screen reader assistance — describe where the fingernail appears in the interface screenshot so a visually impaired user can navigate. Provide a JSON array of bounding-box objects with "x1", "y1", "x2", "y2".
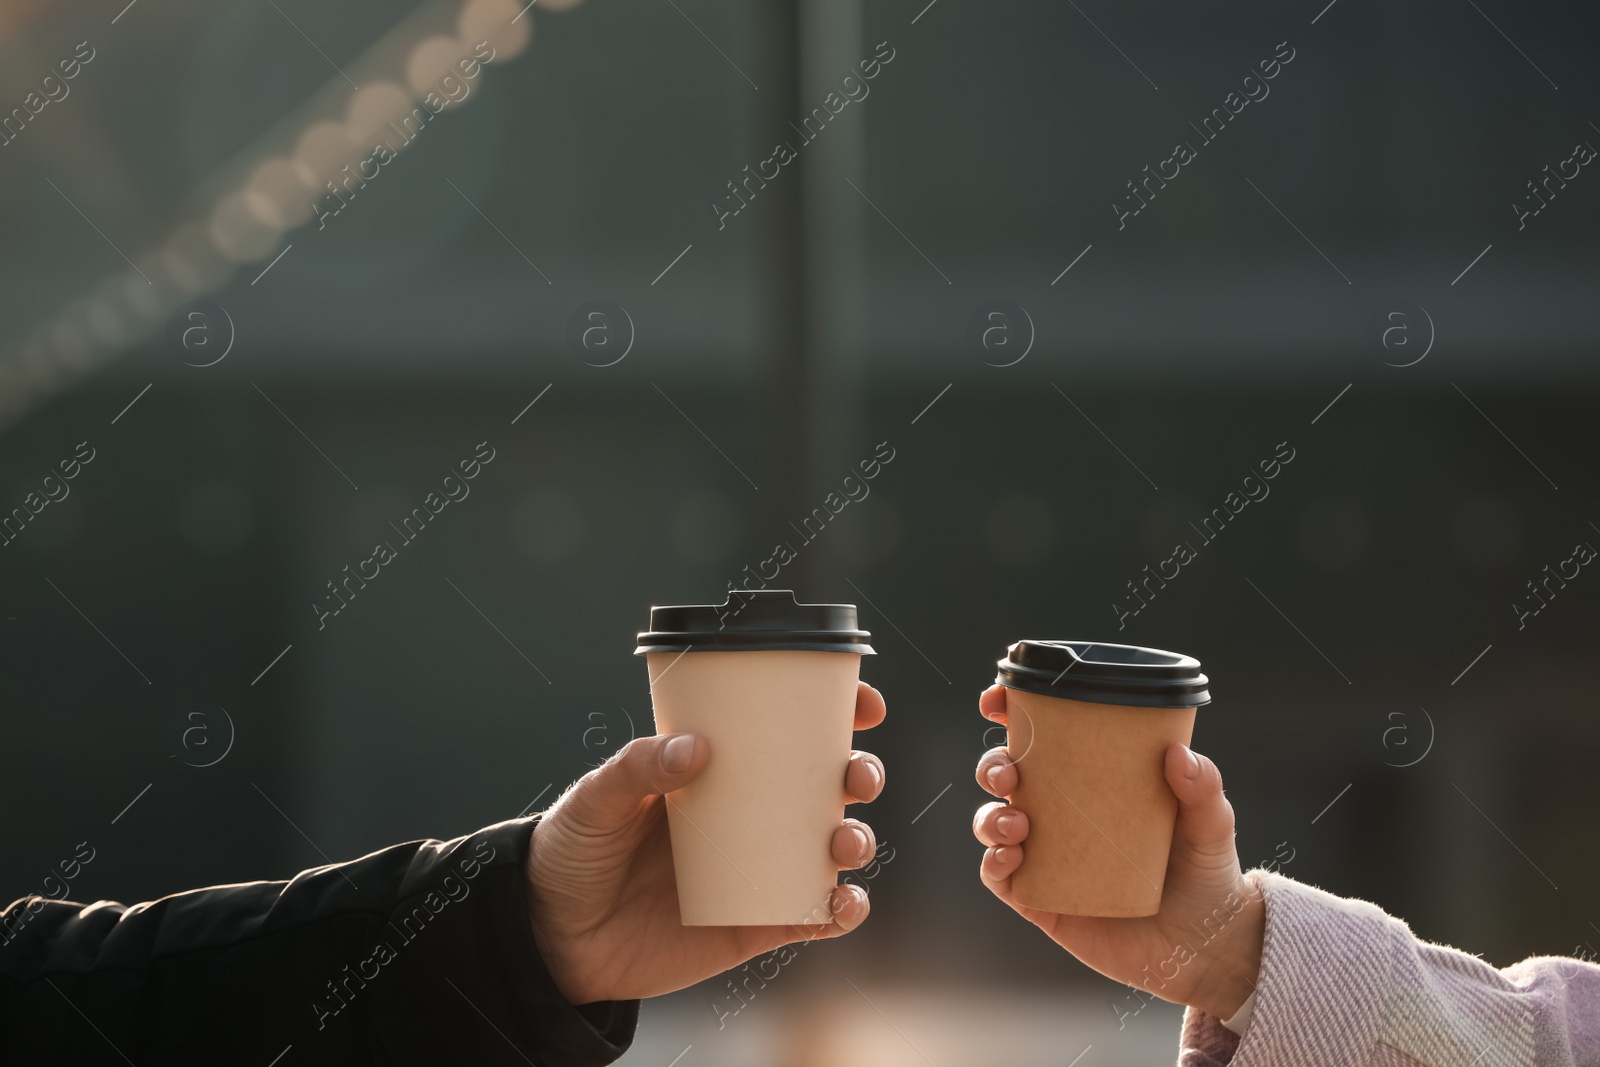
[
  {"x1": 661, "y1": 734, "x2": 695, "y2": 773},
  {"x1": 996, "y1": 812, "x2": 1018, "y2": 839},
  {"x1": 849, "y1": 825, "x2": 870, "y2": 858},
  {"x1": 861, "y1": 758, "x2": 883, "y2": 794},
  {"x1": 832, "y1": 883, "x2": 865, "y2": 914},
  {"x1": 986, "y1": 763, "x2": 1007, "y2": 791},
  {"x1": 1182, "y1": 746, "x2": 1200, "y2": 779},
  {"x1": 992, "y1": 845, "x2": 1012, "y2": 865}
]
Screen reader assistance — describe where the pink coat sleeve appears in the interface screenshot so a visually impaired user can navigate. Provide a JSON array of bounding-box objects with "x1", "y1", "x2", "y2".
[{"x1": 1177, "y1": 871, "x2": 1600, "y2": 1067}]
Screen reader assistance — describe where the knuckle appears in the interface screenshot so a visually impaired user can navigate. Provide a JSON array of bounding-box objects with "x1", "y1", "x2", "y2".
[{"x1": 613, "y1": 736, "x2": 650, "y2": 765}]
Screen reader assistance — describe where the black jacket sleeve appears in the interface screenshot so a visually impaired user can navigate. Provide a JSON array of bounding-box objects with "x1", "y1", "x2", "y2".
[{"x1": 0, "y1": 816, "x2": 639, "y2": 1066}]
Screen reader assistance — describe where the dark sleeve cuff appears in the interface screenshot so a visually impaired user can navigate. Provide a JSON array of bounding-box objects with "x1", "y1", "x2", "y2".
[
  {"x1": 492, "y1": 817, "x2": 640, "y2": 1061},
  {"x1": 368, "y1": 817, "x2": 639, "y2": 1066}
]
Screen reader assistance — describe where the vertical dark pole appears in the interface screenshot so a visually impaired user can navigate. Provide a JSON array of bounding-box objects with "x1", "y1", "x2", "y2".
[
  {"x1": 798, "y1": 4, "x2": 865, "y2": 598},
  {"x1": 755, "y1": 0, "x2": 812, "y2": 590}
]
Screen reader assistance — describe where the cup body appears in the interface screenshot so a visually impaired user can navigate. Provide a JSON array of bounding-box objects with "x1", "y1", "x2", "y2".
[
  {"x1": 1005, "y1": 686, "x2": 1197, "y2": 917},
  {"x1": 647, "y1": 649, "x2": 860, "y2": 925}
]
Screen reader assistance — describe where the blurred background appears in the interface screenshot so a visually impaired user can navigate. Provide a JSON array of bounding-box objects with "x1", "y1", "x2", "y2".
[{"x1": 3, "y1": 0, "x2": 1598, "y2": 1062}]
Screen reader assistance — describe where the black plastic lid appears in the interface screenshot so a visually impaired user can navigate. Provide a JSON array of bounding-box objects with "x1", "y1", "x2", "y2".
[
  {"x1": 996, "y1": 640, "x2": 1210, "y2": 708},
  {"x1": 635, "y1": 590, "x2": 875, "y2": 654}
]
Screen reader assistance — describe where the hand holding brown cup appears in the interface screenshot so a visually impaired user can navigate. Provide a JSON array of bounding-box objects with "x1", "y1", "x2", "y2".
[
  {"x1": 993, "y1": 640, "x2": 1209, "y2": 917},
  {"x1": 971, "y1": 641, "x2": 1263, "y2": 1021}
]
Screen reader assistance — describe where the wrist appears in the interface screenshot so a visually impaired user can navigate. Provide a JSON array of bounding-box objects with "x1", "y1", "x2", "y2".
[
  {"x1": 525, "y1": 824, "x2": 585, "y2": 1006},
  {"x1": 1187, "y1": 874, "x2": 1265, "y2": 1019}
]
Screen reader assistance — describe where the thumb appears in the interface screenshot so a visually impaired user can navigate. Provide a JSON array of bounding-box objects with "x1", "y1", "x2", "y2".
[
  {"x1": 1163, "y1": 744, "x2": 1238, "y2": 867},
  {"x1": 562, "y1": 733, "x2": 710, "y2": 832}
]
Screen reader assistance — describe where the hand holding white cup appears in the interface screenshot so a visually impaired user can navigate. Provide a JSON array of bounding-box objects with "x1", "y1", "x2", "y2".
[
  {"x1": 527, "y1": 676, "x2": 886, "y2": 1006},
  {"x1": 638, "y1": 590, "x2": 878, "y2": 926}
]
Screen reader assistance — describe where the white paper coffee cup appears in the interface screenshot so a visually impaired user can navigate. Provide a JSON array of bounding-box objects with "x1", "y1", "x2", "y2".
[{"x1": 638, "y1": 591, "x2": 874, "y2": 926}]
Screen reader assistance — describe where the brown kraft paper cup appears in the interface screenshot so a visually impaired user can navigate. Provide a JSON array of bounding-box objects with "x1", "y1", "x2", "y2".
[
  {"x1": 996, "y1": 640, "x2": 1210, "y2": 918},
  {"x1": 637, "y1": 592, "x2": 874, "y2": 927}
]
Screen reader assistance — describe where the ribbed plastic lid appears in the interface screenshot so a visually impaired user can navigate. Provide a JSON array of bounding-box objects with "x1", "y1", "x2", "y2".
[
  {"x1": 996, "y1": 640, "x2": 1210, "y2": 708},
  {"x1": 636, "y1": 590, "x2": 874, "y2": 654}
]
